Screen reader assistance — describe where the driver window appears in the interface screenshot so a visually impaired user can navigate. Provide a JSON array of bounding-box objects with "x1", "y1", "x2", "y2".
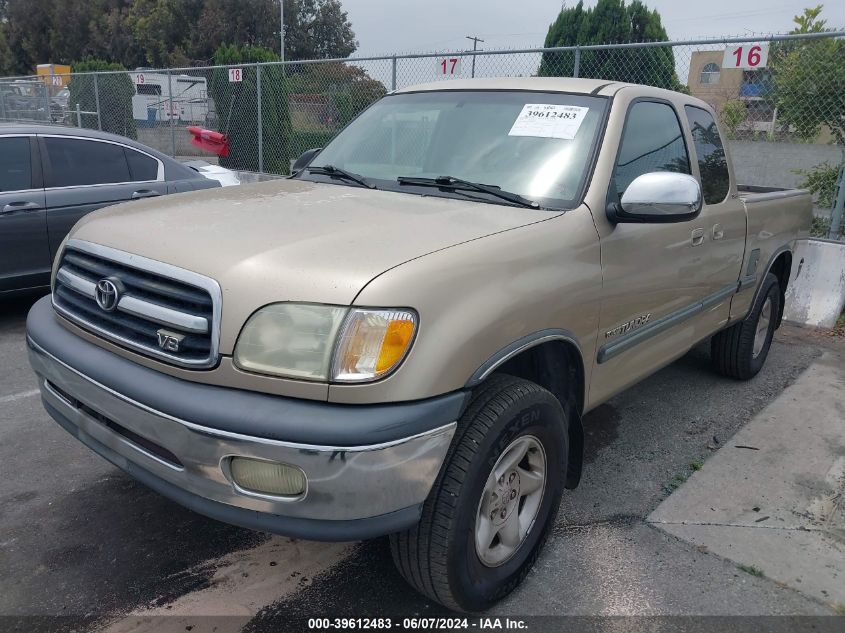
[{"x1": 613, "y1": 101, "x2": 691, "y2": 201}]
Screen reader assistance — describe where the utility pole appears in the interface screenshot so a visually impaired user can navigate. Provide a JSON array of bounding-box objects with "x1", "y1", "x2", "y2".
[
  {"x1": 280, "y1": 0, "x2": 285, "y2": 63},
  {"x1": 466, "y1": 35, "x2": 484, "y2": 78}
]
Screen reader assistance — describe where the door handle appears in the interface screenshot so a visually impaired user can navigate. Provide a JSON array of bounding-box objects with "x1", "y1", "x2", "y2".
[
  {"x1": 131, "y1": 190, "x2": 161, "y2": 200},
  {"x1": 1, "y1": 201, "x2": 41, "y2": 215},
  {"x1": 691, "y1": 227, "x2": 705, "y2": 246},
  {"x1": 712, "y1": 224, "x2": 725, "y2": 240}
]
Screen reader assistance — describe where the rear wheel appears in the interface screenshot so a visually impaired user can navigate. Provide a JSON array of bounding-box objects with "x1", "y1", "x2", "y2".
[
  {"x1": 711, "y1": 272, "x2": 781, "y2": 380},
  {"x1": 390, "y1": 375, "x2": 568, "y2": 612}
]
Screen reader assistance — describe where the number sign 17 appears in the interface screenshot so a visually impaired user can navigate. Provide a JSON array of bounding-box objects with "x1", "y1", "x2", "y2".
[
  {"x1": 722, "y1": 43, "x2": 769, "y2": 69},
  {"x1": 438, "y1": 57, "x2": 461, "y2": 76}
]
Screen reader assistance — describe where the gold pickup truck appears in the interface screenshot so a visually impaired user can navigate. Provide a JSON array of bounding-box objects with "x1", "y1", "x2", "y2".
[{"x1": 26, "y1": 78, "x2": 811, "y2": 611}]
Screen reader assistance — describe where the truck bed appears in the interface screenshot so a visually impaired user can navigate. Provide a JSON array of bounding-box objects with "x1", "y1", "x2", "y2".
[
  {"x1": 737, "y1": 184, "x2": 810, "y2": 201},
  {"x1": 730, "y1": 185, "x2": 813, "y2": 321}
]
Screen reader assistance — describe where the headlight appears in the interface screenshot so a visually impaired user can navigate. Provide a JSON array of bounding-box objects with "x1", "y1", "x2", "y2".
[
  {"x1": 234, "y1": 304, "x2": 417, "y2": 383},
  {"x1": 234, "y1": 303, "x2": 348, "y2": 380}
]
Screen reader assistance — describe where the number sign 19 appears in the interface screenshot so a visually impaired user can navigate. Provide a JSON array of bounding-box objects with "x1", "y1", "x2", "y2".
[
  {"x1": 437, "y1": 57, "x2": 461, "y2": 76},
  {"x1": 228, "y1": 68, "x2": 243, "y2": 83},
  {"x1": 722, "y1": 43, "x2": 769, "y2": 69}
]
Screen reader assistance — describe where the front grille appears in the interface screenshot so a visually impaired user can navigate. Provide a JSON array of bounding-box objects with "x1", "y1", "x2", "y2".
[{"x1": 52, "y1": 241, "x2": 220, "y2": 368}]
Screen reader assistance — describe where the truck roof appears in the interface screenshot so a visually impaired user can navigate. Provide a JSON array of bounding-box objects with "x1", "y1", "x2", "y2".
[{"x1": 395, "y1": 76, "x2": 685, "y2": 101}]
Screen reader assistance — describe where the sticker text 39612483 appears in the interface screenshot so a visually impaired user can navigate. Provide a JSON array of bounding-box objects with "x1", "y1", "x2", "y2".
[{"x1": 508, "y1": 104, "x2": 589, "y2": 140}]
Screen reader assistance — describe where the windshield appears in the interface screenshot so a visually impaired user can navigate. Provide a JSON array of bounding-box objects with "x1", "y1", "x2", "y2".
[{"x1": 302, "y1": 90, "x2": 608, "y2": 209}]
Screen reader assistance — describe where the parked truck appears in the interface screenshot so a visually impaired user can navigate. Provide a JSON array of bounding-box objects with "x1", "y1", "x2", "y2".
[{"x1": 26, "y1": 78, "x2": 811, "y2": 611}]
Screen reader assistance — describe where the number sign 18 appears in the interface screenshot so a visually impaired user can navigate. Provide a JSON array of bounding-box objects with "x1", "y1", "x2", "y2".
[
  {"x1": 228, "y1": 68, "x2": 243, "y2": 83},
  {"x1": 722, "y1": 43, "x2": 769, "y2": 69},
  {"x1": 437, "y1": 57, "x2": 461, "y2": 76}
]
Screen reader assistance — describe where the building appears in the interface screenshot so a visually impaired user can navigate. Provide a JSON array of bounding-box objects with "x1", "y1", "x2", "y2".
[{"x1": 687, "y1": 50, "x2": 777, "y2": 136}]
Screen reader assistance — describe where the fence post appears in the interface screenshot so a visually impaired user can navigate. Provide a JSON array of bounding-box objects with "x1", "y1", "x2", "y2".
[
  {"x1": 573, "y1": 47, "x2": 581, "y2": 78},
  {"x1": 93, "y1": 74, "x2": 102, "y2": 131},
  {"x1": 167, "y1": 70, "x2": 176, "y2": 157},
  {"x1": 829, "y1": 161, "x2": 845, "y2": 240},
  {"x1": 391, "y1": 56, "x2": 397, "y2": 91},
  {"x1": 75, "y1": 103, "x2": 82, "y2": 127},
  {"x1": 256, "y1": 64, "x2": 263, "y2": 174},
  {"x1": 44, "y1": 82, "x2": 51, "y2": 123}
]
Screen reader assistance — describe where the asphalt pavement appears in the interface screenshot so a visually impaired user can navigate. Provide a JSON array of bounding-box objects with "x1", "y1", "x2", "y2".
[{"x1": 1, "y1": 292, "x2": 841, "y2": 633}]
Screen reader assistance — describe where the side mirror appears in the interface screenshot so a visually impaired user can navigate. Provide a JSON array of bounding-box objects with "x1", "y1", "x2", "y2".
[
  {"x1": 608, "y1": 172, "x2": 702, "y2": 224},
  {"x1": 291, "y1": 147, "x2": 322, "y2": 176}
]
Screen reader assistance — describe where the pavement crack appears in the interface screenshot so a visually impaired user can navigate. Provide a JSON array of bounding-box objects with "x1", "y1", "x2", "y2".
[
  {"x1": 648, "y1": 519, "x2": 832, "y2": 533},
  {"x1": 552, "y1": 514, "x2": 640, "y2": 535}
]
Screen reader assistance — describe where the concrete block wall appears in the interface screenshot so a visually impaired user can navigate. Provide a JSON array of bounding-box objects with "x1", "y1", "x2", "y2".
[{"x1": 784, "y1": 239, "x2": 845, "y2": 329}]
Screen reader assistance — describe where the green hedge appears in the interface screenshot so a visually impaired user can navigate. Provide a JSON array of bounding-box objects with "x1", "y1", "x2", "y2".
[
  {"x1": 210, "y1": 45, "x2": 291, "y2": 173},
  {"x1": 68, "y1": 59, "x2": 137, "y2": 139},
  {"x1": 287, "y1": 130, "x2": 336, "y2": 164}
]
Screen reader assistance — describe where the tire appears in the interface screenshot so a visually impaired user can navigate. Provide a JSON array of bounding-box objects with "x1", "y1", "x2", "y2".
[
  {"x1": 711, "y1": 272, "x2": 781, "y2": 380},
  {"x1": 390, "y1": 374, "x2": 568, "y2": 612}
]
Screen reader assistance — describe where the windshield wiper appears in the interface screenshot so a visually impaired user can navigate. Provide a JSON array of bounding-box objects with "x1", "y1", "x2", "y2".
[
  {"x1": 307, "y1": 165, "x2": 376, "y2": 189},
  {"x1": 397, "y1": 175, "x2": 540, "y2": 209}
]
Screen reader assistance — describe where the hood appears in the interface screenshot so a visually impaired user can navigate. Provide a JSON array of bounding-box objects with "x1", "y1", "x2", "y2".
[{"x1": 69, "y1": 178, "x2": 554, "y2": 352}]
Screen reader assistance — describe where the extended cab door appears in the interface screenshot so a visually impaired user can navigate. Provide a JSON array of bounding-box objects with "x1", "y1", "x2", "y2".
[
  {"x1": 40, "y1": 135, "x2": 168, "y2": 261},
  {"x1": 588, "y1": 97, "x2": 742, "y2": 406},
  {"x1": 0, "y1": 135, "x2": 49, "y2": 293},
  {"x1": 681, "y1": 105, "x2": 746, "y2": 333}
]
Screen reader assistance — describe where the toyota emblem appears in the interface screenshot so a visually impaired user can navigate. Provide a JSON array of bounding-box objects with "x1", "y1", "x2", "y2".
[{"x1": 95, "y1": 278, "x2": 121, "y2": 312}]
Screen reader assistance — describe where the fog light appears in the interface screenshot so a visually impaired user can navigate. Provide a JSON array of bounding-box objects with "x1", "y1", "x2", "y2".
[{"x1": 229, "y1": 457, "x2": 307, "y2": 497}]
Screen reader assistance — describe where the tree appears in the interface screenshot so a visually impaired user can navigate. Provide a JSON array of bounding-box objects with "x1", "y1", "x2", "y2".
[
  {"x1": 770, "y1": 5, "x2": 845, "y2": 144},
  {"x1": 283, "y1": 0, "x2": 357, "y2": 60},
  {"x1": 0, "y1": 0, "x2": 358, "y2": 75},
  {"x1": 720, "y1": 100, "x2": 748, "y2": 139},
  {"x1": 539, "y1": 0, "x2": 682, "y2": 91},
  {"x1": 285, "y1": 63, "x2": 386, "y2": 126},
  {"x1": 0, "y1": 0, "x2": 54, "y2": 75}
]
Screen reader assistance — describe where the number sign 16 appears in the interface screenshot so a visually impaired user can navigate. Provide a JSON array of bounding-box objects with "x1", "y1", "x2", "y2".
[
  {"x1": 722, "y1": 43, "x2": 769, "y2": 69},
  {"x1": 437, "y1": 57, "x2": 461, "y2": 76},
  {"x1": 228, "y1": 68, "x2": 243, "y2": 83}
]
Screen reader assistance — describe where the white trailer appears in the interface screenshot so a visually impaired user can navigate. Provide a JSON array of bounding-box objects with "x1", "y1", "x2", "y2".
[{"x1": 132, "y1": 71, "x2": 212, "y2": 126}]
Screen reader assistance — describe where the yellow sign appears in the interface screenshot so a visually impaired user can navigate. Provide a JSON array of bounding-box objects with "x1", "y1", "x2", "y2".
[{"x1": 36, "y1": 64, "x2": 72, "y2": 90}]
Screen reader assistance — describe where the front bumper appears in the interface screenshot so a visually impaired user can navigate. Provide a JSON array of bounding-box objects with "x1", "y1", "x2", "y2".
[{"x1": 26, "y1": 296, "x2": 464, "y2": 541}]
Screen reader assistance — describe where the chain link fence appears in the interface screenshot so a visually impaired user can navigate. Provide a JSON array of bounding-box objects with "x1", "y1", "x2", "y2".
[{"x1": 1, "y1": 31, "x2": 843, "y2": 237}]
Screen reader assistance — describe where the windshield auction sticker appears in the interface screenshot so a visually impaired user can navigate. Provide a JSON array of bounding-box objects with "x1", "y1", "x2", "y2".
[{"x1": 508, "y1": 104, "x2": 589, "y2": 139}]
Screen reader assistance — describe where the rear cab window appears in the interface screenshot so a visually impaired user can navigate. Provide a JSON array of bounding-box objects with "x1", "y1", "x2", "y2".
[
  {"x1": 684, "y1": 106, "x2": 731, "y2": 204},
  {"x1": 612, "y1": 100, "x2": 691, "y2": 202}
]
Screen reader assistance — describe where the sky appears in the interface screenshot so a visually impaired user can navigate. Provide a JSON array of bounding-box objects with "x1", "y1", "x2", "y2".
[{"x1": 341, "y1": 0, "x2": 845, "y2": 57}]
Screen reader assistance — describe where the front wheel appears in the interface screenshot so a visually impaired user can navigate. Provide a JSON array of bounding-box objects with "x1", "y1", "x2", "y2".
[{"x1": 390, "y1": 375, "x2": 568, "y2": 612}]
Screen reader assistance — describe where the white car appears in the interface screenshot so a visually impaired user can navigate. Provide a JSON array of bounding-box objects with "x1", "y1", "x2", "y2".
[{"x1": 182, "y1": 160, "x2": 241, "y2": 187}]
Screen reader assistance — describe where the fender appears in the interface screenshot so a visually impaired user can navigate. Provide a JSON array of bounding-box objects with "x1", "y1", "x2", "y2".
[
  {"x1": 465, "y1": 328, "x2": 583, "y2": 389},
  {"x1": 740, "y1": 244, "x2": 792, "y2": 323},
  {"x1": 465, "y1": 328, "x2": 586, "y2": 489}
]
